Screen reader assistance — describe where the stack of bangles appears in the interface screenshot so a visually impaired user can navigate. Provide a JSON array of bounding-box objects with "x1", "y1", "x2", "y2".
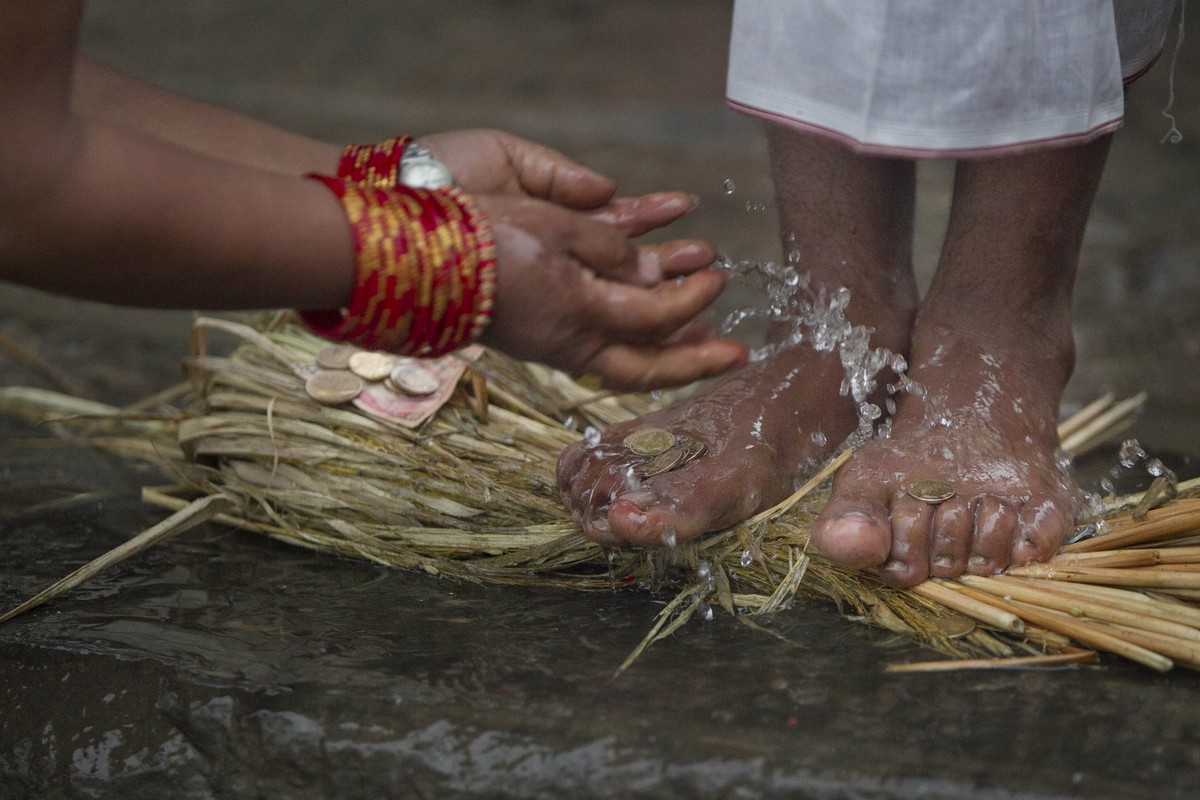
[{"x1": 298, "y1": 136, "x2": 496, "y2": 358}]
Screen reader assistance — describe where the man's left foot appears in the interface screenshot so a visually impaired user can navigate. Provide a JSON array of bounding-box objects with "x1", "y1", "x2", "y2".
[{"x1": 810, "y1": 319, "x2": 1081, "y2": 588}]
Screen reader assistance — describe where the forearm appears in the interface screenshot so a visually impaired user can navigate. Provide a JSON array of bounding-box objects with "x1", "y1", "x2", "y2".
[
  {"x1": 2, "y1": 119, "x2": 354, "y2": 311},
  {"x1": 73, "y1": 54, "x2": 343, "y2": 177}
]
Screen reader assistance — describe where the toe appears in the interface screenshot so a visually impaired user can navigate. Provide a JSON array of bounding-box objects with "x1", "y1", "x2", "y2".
[
  {"x1": 879, "y1": 493, "x2": 933, "y2": 587},
  {"x1": 928, "y1": 496, "x2": 973, "y2": 578},
  {"x1": 1010, "y1": 493, "x2": 1074, "y2": 565},
  {"x1": 968, "y1": 495, "x2": 1018, "y2": 575},
  {"x1": 811, "y1": 489, "x2": 892, "y2": 570}
]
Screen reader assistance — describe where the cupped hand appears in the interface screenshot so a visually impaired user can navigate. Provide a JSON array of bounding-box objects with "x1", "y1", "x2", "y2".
[{"x1": 472, "y1": 193, "x2": 747, "y2": 392}]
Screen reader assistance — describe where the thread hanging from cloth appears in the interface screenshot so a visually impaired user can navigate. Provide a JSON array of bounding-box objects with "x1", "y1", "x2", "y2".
[{"x1": 1160, "y1": 0, "x2": 1187, "y2": 144}]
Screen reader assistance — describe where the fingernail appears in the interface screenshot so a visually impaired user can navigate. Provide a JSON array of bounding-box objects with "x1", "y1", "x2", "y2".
[{"x1": 689, "y1": 194, "x2": 701, "y2": 211}]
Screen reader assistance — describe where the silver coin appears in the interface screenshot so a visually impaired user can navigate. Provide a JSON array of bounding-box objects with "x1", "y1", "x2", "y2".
[
  {"x1": 305, "y1": 369, "x2": 365, "y2": 405},
  {"x1": 906, "y1": 479, "x2": 956, "y2": 504},
  {"x1": 623, "y1": 428, "x2": 676, "y2": 456},
  {"x1": 388, "y1": 363, "x2": 441, "y2": 396},
  {"x1": 314, "y1": 344, "x2": 357, "y2": 371},
  {"x1": 348, "y1": 351, "x2": 397, "y2": 382}
]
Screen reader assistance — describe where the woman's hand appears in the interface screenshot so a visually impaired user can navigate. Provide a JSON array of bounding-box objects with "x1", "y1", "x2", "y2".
[
  {"x1": 419, "y1": 129, "x2": 618, "y2": 209},
  {"x1": 473, "y1": 191, "x2": 747, "y2": 392}
]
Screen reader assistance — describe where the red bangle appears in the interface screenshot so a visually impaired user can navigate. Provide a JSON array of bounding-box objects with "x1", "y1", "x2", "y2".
[
  {"x1": 336, "y1": 135, "x2": 412, "y2": 190},
  {"x1": 299, "y1": 175, "x2": 496, "y2": 357}
]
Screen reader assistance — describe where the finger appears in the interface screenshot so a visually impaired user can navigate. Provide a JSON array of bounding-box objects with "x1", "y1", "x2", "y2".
[
  {"x1": 564, "y1": 214, "x2": 647, "y2": 285},
  {"x1": 503, "y1": 135, "x2": 617, "y2": 208},
  {"x1": 588, "y1": 192, "x2": 698, "y2": 237},
  {"x1": 585, "y1": 339, "x2": 749, "y2": 392},
  {"x1": 639, "y1": 239, "x2": 718, "y2": 281},
  {"x1": 588, "y1": 270, "x2": 729, "y2": 343}
]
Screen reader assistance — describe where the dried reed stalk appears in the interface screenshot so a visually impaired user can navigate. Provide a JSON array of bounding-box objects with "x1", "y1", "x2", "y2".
[{"x1": 3, "y1": 314, "x2": 1196, "y2": 673}]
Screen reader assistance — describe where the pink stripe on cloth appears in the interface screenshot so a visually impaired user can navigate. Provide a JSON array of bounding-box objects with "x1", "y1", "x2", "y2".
[{"x1": 727, "y1": 98, "x2": 1125, "y2": 160}]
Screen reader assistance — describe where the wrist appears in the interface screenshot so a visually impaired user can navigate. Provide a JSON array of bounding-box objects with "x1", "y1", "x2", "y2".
[
  {"x1": 336, "y1": 135, "x2": 455, "y2": 190},
  {"x1": 298, "y1": 175, "x2": 495, "y2": 357}
]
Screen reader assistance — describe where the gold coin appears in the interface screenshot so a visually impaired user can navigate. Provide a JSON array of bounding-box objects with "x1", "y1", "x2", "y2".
[
  {"x1": 932, "y1": 615, "x2": 976, "y2": 639},
  {"x1": 906, "y1": 479, "x2": 956, "y2": 504},
  {"x1": 389, "y1": 363, "x2": 440, "y2": 396},
  {"x1": 641, "y1": 446, "x2": 686, "y2": 478},
  {"x1": 623, "y1": 427, "x2": 676, "y2": 456},
  {"x1": 678, "y1": 438, "x2": 708, "y2": 465},
  {"x1": 305, "y1": 369, "x2": 365, "y2": 405},
  {"x1": 314, "y1": 344, "x2": 357, "y2": 371},
  {"x1": 348, "y1": 351, "x2": 397, "y2": 381}
]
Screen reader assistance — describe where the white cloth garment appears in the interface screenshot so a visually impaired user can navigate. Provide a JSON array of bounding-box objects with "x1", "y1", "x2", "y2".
[{"x1": 727, "y1": 0, "x2": 1179, "y2": 157}]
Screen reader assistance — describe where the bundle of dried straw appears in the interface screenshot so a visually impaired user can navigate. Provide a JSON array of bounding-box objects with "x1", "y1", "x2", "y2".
[{"x1": 2, "y1": 314, "x2": 1197, "y2": 675}]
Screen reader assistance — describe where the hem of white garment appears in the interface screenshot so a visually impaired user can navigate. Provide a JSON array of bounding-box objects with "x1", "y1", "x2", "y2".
[{"x1": 725, "y1": 97, "x2": 1124, "y2": 159}]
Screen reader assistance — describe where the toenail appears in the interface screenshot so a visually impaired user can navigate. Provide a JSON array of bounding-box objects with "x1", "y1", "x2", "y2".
[
  {"x1": 969, "y1": 555, "x2": 989, "y2": 567},
  {"x1": 590, "y1": 517, "x2": 611, "y2": 533},
  {"x1": 932, "y1": 556, "x2": 954, "y2": 569},
  {"x1": 883, "y1": 559, "x2": 906, "y2": 571}
]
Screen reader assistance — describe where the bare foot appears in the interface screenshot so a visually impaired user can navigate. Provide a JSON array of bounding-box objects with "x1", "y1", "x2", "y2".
[
  {"x1": 557, "y1": 342, "x2": 859, "y2": 547},
  {"x1": 810, "y1": 135, "x2": 1113, "y2": 587},
  {"x1": 811, "y1": 324, "x2": 1080, "y2": 587},
  {"x1": 558, "y1": 127, "x2": 917, "y2": 550}
]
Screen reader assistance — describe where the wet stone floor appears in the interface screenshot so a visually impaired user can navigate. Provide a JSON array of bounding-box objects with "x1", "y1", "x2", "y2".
[{"x1": 4, "y1": 2, "x2": 1200, "y2": 798}]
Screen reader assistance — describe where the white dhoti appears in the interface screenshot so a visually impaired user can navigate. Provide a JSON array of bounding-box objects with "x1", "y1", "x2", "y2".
[{"x1": 726, "y1": 0, "x2": 1180, "y2": 157}]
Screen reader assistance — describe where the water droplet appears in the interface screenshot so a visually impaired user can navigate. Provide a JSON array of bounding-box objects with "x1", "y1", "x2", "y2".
[
  {"x1": 697, "y1": 560, "x2": 711, "y2": 581},
  {"x1": 661, "y1": 529, "x2": 677, "y2": 548},
  {"x1": 1118, "y1": 439, "x2": 1146, "y2": 468},
  {"x1": 623, "y1": 466, "x2": 642, "y2": 492},
  {"x1": 584, "y1": 426, "x2": 601, "y2": 448},
  {"x1": 563, "y1": 415, "x2": 577, "y2": 431},
  {"x1": 699, "y1": 601, "x2": 714, "y2": 622},
  {"x1": 1100, "y1": 478, "x2": 1115, "y2": 495},
  {"x1": 885, "y1": 398, "x2": 897, "y2": 416},
  {"x1": 810, "y1": 431, "x2": 827, "y2": 446},
  {"x1": 722, "y1": 178, "x2": 736, "y2": 195},
  {"x1": 740, "y1": 548, "x2": 754, "y2": 567}
]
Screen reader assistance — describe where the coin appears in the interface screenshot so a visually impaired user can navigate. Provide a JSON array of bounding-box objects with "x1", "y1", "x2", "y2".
[
  {"x1": 906, "y1": 479, "x2": 956, "y2": 504},
  {"x1": 678, "y1": 438, "x2": 708, "y2": 466},
  {"x1": 314, "y1": 344, "x2": 357, "y2": 371},
  {"x1": 388, "y1": 363, "x2": 440, "y2": 396},
  {"x1": 641, "y1": 446, "x2": 686, "y2": 478},
  {"x1": 348, "y1": 351, "x2": 397, "y2": 381},
  {"x1": 623, "y1": 427, "x2": 676, "y2": 456},
  {"x1": 932, "y1": 615, "x2": 976, "y2": 639},
  {"x1": 305, "y1": 369, "x2": 365, "y2": 405}
]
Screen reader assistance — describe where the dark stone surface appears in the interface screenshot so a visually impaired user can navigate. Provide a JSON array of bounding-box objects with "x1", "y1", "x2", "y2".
[
  {"x1": 3, "y1": 2, "x2": 1200, "y2": 798},
  {"x1": 4, "y1": 457, "x2": 1200, "y2": 800}
]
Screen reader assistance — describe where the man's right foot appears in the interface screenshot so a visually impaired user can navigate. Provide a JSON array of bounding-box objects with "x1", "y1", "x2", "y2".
[{"x1": 556, "y1": 340, "x2": 860, "y2": 548}]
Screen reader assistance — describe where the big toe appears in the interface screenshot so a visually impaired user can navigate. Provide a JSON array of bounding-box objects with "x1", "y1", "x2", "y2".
[{"x1": 811, "y1": 497, "x2": 892, "y2": 570}]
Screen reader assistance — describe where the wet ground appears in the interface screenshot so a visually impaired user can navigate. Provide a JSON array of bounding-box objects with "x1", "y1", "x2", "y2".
[{"x1": 3, "y1": 2, "x2": 1200, "y2": 798}]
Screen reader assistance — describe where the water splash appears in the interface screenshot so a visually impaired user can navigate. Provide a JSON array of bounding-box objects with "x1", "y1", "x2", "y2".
[
  {"x1": 716, "y1": 258, "x2": 921, "y2": 445},
  {"x1": 583, "y1": 426, "x2": 601, "y2": 448},
  {"x1": 1118, "y1": 439, "x2": 1147, "y2": 468},
  {"x1": 722, "y1": 178, "x2": 737, "y2": 195}
]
